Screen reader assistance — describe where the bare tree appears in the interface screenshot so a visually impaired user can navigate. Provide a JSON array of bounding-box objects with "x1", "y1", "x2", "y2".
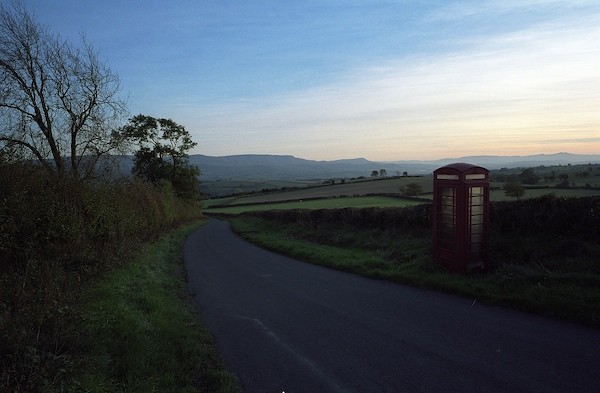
[{"x1": 0, "y1": 1, "x2": 127, "y2": 178}]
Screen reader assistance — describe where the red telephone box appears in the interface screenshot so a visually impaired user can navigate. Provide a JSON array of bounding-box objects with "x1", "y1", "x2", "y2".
[{"x1": 433, "y1": 163, "x2": 489, "y2": 272}]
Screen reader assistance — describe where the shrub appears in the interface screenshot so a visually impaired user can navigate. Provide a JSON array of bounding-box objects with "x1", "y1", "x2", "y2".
[{"x1": 490, "y1": 195, "x2": 600, "y2": 240}]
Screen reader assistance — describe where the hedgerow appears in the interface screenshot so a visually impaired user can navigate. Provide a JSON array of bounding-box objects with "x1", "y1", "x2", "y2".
[
  {"x1": 0, "y1": 161, "x2": 202, "y2": 392},
  {"x1": 245, "y1": 195, "x2": 600, "y2": 238}
]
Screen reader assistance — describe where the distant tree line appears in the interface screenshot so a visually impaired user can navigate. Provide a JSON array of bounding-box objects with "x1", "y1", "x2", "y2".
[{"x1": 371, "y1": 169, "x2": 410, "y2": 178}]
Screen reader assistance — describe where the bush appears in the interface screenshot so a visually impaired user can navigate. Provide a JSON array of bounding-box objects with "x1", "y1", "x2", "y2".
[
  {"x1": 490, "y1": 195, "x2": 600, "y2": 240},
  {"x1": 247, "y1": 205, "x2": 432, "y2": 236},
  {"x1": 0, "y1": 161, "x2": 202, "y2": 392}
]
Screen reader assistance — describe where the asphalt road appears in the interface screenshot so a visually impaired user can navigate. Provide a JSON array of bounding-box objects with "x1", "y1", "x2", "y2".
[{"x1": 183, "y1": 219, "x2": 600, "y2": 393}]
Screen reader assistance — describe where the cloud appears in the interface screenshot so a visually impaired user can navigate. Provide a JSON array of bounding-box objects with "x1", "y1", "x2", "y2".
[
  {"x1": 194, "y1": 9, "x2": 600, "y2": 160},
  {"x1": 425, "y1": 0, "x2": 597, "y2": 22}
]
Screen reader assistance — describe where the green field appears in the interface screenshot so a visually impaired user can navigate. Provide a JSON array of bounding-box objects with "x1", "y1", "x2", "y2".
[
  {"x1": 205, "y1": 177, "x2": 432, "y2": 205},
  {"x1": 205, "y1": 195, "x2": 425, "y2": 214},
  {"x1": 200, "y1": 179, "x2": 319, "y2": 197},
  {"x1": 203, "y1": 174, "x2": 600, "y2": 213},
  {"x1": 202, "y1": 163, "x2": 600, "y2": 203}
]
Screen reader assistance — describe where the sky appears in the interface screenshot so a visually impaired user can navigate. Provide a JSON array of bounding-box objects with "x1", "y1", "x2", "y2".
[{"x1": 20, "y1": 0, "x2": 600, "y2": 161}]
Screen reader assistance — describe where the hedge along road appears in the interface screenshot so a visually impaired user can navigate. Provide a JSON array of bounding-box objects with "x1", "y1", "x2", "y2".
[{"x1": 183, "y1": 219, "x2": 600, "y2": 393}]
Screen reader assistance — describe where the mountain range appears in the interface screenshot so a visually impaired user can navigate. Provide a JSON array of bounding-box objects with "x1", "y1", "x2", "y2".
[{"x1": 189, "y1": 152, "x2": 600, "y2": 181}]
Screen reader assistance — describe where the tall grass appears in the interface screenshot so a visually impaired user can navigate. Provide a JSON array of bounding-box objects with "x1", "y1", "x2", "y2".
[{"x1": 0, "y1": 161, "x2": 202, "y2": 391}]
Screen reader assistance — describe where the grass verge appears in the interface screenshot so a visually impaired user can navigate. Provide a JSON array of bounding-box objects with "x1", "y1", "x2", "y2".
[
  {"x1": 229, "y1": 215, "x2": 600, "y2": 328},
  {"x1": 65, "y1": 221, "x2": 241, "y2": 393}
]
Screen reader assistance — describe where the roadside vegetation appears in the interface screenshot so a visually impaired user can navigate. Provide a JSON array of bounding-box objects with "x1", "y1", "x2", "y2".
[
  {"x1": 0, "y1": 162, "x2": 205, "y2": 391},
  {"x1": 0, "y1": 160, "x2": 240, "y2": 392},
  {"x1": 0, "y1": 4, "x2": 237, "y2": 391},
  {"x1": 228, "y1": 195, "x2": 600, "y2": 327},
  {"x1": 69, "y1": 222, "x2": 240, "y2": 393}
]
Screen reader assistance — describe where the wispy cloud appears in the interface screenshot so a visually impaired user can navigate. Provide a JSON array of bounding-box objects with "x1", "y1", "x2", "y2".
[
  {"x1": 30, "y1": 0, "x2": 599, "y2": 160},
  {"x1": 193, "y1": 6, "x2": 600, "y2": 160},
  {"x1": 425, "y1": 0, "x2": 597, "y2": 22}
]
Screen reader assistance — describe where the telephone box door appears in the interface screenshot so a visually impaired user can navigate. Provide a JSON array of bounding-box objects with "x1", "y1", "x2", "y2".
[{"x1": 433, "y1": 163, "x2": 489, "y2": 272}]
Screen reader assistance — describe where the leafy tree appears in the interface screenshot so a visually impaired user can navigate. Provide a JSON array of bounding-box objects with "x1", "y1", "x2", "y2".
[
  {"x1": 491, "y1": 172, "x2": 517, "y2": 183},
  {"x1": 379, "y1": 169, "x2": 387, "y2": 177},
  {"x1": 503, "y1": 182, "x2": 525, "y2": 199},
  {"x1": 121, "y1": 115, "x2": 199, "y2": 198},
  {"x1": 401, "y1": 182, "x2": 422, "y2": 197},
  {"x1": 371, "y1": 170, "x2": 379, "y2": 177},
  {"x1": 0, "y1": 1, "x2": 126, "y2": 178},
  {"x1": 517, "y1": 168, "x2": 540, "y2": 185}
]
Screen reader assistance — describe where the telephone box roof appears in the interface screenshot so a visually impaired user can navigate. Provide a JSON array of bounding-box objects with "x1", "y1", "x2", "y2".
[{"x1": 434, "y1": 163, "x2": 488, "y2": 174}]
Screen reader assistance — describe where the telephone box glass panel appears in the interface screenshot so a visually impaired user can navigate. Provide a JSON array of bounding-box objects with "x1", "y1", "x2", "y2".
[
  {"x1": 438, "y1": 187, "x2": 456, "y2": 250},
  {"x1": 469, "y1": 186, "x2": 484, "y2": 259}
]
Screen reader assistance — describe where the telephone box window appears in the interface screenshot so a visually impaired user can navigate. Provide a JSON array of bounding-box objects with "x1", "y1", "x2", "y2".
[
  {"x1": 438, "y1": 187, "x2": 456, "y2": 250},
  {"x1": 465, "y1": 174, "x2": 486, "y2": 180},
  {"x1": 437, "y1": 174, "x2": 459, "y2": 180}
]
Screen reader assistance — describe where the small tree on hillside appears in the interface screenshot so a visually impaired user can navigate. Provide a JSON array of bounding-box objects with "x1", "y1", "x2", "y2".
[
  {"x1": 401, "y1": 182, "x2": 422, "y2": 197},
  {"x1": 120, "y1": 114, "x2": 200, "y2": 198},
  {"x1": 503, "y1": 181, "x2": 525, "y2": 199}
]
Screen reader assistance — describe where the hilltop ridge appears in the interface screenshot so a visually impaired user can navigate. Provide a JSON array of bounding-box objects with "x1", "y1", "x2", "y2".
[{"x1": 191, "y1": 152, "x2": 600, "y2": 181}]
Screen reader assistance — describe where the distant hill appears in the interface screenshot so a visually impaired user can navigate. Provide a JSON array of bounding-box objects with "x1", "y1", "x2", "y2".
[
  {"x1": 189, "y1": 154, "x2": 385, "y2": 181},
  {"x1": 408, "y1": 152, "x2": 600, "y2": 169},
  {"x1": 191, "y1": 152, "x2": 600, "y2": 181}
]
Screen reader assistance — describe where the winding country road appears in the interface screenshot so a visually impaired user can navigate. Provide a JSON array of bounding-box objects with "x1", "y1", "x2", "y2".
[{"x1": 183, "y1": 219, "x2": 599, "y2": 393}]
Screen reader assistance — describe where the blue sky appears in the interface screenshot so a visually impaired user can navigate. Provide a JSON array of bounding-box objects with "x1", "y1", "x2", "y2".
[{"x1": 24, "y1": 0, "x2": 600, "y2": 160}]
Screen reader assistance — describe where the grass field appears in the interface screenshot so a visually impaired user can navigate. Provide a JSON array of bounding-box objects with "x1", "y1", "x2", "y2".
[
  {"x1": 203, "y1": 175, "x2": 600, "y2": 214},
  {"x1": 203, "y1": 163, "x2": 600, "y2": 205},
  {"x1": 205, "y1": 195, "x2": 425, "y2": 214},
  {"x1": 204, "y1": 177, "x2": 432, "y2": 207},
  {"x1": 200, "y1": 179, "x2": 318, "y2": 197}
]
